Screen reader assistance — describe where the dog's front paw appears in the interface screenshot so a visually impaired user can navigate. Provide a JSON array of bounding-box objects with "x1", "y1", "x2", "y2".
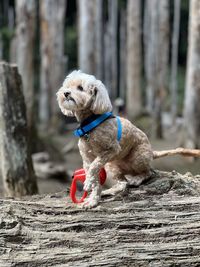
[
  {"x1": 83, "y1": 178, "x2": 93, "y2": 192},
  {"x1": 81, "y1": 196, "x2": 100, "y2": 209}
]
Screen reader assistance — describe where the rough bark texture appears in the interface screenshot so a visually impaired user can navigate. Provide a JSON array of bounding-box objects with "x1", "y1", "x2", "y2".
[
  {"x1": 78, "y1": 0, "x2": 95, "y2": 74},
  {"x1": 184, "y1": 0, "x2": 200, "y2": 149},
  {"x1": 39, "y1": 0, "x2": 66, "y2": 129},
  {"x1": 1, "y1": 170, "x2": 200, "y2": 266},
  {"x1": 15, "y1": 0, "x2": 36, "y2": 130},
  {"x1": 0, "y1": 62, "x2": 38, "y2": 197},
  {"x1": 126, "y1": 0, "x2": 142, "y2": 119}
]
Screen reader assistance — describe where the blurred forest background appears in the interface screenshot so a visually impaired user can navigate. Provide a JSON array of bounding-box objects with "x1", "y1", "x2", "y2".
[{"x1": 0, "y1": 0, "x2": 199, "y2": 197}]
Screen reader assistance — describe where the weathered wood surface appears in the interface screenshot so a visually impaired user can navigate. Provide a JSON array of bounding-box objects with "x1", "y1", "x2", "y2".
[
  {"x1": 0, "y1": 62, "x2": 38, "y2": 197},
  {"x1": 1, "y1": 170, "x2": 200, "y2": 267}
]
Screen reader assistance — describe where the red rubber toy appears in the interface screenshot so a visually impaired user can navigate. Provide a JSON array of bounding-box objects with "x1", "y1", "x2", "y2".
[{"x1": 70, "y1": 168, "x2": 106, "y2": 204}]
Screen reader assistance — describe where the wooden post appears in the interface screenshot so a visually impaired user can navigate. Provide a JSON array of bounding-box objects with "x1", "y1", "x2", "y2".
[
  {"x1": 170, "y1": 0, "x2": 181, "y2": 124},
  {"x1": 126, "y1": 0, "x2": 142, "y2": 119},
  {"x1": 94, "y1": 0, "x2": 104, "y2": 80},
  {"x1": 119, "y1": 9, "x2": 127, "y2": 102},
  {"x1": 184, "y1": 0, "x2": 200, "y2": 149},
  {"x1": 39, "y1": 0, "x2": 67, "y2": 129},
  {"x1": 78, "y1": 0, "x2": 96, "y2": 74},
  {"x1": 0, "y1": 62, "x2": 38, "y2": 197},
  {"x1": 15, "y1": 0, "x2": 36, "y2": 130}
]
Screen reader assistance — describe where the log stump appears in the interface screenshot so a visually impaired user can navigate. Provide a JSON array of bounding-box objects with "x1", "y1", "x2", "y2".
[
  {"x1": 0, "y1": 170, "x2": 200, "y2": 266},
  {"x1": 0, "y1": 62, "x2": 38, "y2": 197}
]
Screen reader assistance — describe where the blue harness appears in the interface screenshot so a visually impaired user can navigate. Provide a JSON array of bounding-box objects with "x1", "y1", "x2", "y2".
[{"x1": 73, "y1": 112, "x2": 122, "y2": 142}]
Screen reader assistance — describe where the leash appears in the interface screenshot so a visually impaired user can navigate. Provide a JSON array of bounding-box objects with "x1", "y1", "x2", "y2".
[{"x1": 70, "y1": 168, "x2": 106, "y2": 204}]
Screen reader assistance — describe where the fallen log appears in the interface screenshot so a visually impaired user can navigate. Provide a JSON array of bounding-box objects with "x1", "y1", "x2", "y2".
[{"x1": 1, "y1": 170, "x2": 200, "y2": 267}]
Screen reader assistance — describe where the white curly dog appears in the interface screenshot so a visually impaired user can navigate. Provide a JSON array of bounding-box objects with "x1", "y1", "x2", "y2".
[
  {"x1": 57, "y1": 70, "x2": 155, "y2": 208},
  {"x1": 57, "y1": 70, "x2": 200, "y2": 208}
]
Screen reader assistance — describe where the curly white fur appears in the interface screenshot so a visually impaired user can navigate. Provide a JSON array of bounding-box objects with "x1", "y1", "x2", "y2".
[{"x1": 57, "y1": 70, "x2": 153, "y2": 208}]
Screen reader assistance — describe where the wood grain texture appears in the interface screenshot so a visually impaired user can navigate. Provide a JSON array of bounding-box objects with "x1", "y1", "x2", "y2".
[{"x1": 1, "y1": 170, "x2": 200, "y2": 266}]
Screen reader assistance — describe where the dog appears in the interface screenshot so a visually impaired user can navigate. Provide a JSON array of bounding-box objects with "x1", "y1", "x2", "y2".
[
  {"x1": 57, "y1": 70, "x2": 200, "y2": 208},
  {"x1": 57, "y1": 70, "x2": 155, "y2": 208}
]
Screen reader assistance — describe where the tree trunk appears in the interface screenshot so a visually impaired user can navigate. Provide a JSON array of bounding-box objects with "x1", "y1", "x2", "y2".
[
  {"x1": 170, "y1": 0, "x2": 181, "y2": 124},
  {"x1": 1, "y1": 170, "x2": 200, "y2": 266},
  {"x1": 0, "y1": 62, "x2": 38, "y2": 197},
  {"x1": 119, "y1": 9, "x2": 126, "y2": 102},
  {"x1": 183, "y1": 0, "x2": 200, "y2": 149},
  {"x1": 94, "y1": 0, "x2": 104, "y2": 81},
  {"x1": 15, "y1": 0, "x2": 37, "y2": 150},
  {"x1": 39, "y1": 0, "x2": 66, "y2": 129},
  {"x1": 144, "y1": 0, "x2": 158, "y2": 114},
  {"x1": 78, "y1": 0, "x2": 95, "y2": 74},
  {"x1": 0, "y1": 34, "x2": 2, "y2": 60},
  {"x1": 126, "y1": 0, "x2": 142, "y2": 120},
  {"x1": 144, "y1": 0, "x2": 169, "y2": 138},
  {"x1": 155, "y1": 0, "x2": 170, "y2": 138},
  {"x1": 109, "y1": 0, "x2": 118, "y2": 101},
  {"x1": 104, "y1": 23, "x2": 112, "y2": 95}
]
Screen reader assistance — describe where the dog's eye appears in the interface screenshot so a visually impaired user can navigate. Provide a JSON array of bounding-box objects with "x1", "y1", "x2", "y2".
[{"x1": 77, "y1": 85, "x2": 83, "y2": 91}]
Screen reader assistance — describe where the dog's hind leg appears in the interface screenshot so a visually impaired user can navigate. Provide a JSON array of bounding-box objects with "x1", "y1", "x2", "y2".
[{"x1": 102, "y1": 163, "x2": 128, "y2": 196}]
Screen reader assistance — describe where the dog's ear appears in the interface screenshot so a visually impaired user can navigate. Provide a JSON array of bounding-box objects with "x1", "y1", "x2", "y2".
[{"x1": 90, "y1": 81, "x2": 112, "y2": 114}]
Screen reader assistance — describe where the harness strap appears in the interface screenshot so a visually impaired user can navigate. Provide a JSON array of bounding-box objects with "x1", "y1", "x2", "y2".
[
  {"x1": 116, "y1": 116, "x2": 122, "y2": 142},
  {"x1": 73, "y1": 112, "x2": 122, "y2": 142},
  {"x1": 74, "y1": 112, "x2": 113, "y2": 137}
]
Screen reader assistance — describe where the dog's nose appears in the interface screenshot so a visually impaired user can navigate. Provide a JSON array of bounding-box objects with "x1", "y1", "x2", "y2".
[{"x1": 64, "y1": 92, "x2": 70, "y2": 98}]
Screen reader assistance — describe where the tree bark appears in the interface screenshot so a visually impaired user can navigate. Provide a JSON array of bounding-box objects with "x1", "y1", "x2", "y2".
[
  {"x1": 144, "y1": 0, "x2": 158, "y2": 114},
  {"x1": 183, "y1": 0, "x2": 200, "y2": 149},
  {"x1": 15, "y1": 0, "x2": 37, "y2": 150},
  {"x1": 126, "y1": 0, "x2": 142, "y2": 120},
  {"x1": 104, "y1": 23, "x2": 112, "y2": 95},
  {"x1": 15, "y1": 0, "x2": 36, "y2": 128},
  {"x1": 144, "y1": 0, "x2": 169, "y2": 138},
  {"x1": 170, "y1": 0, "x2": 181, "y2": 124},
  {"x1": 156, "y1": 0, "x2": 169, "y2": 138},
  {"x1": 109, "y1": 0, "x2": 118, "y2": 101},
  {"x1": 39, "y1": 0, "x2": 67, "y2": 129},
  {"x1": 78, "y1": 0, "x2": 95, "y2": 74},
  {"x1": 94, "y1": 0, "x2": 104, "y2": 80},
  {"x1": 1, "y1": 170, "x2": 200, "y2": 266},
  {"x1": 119, "y1": 9, "x2": 126, "y2": 101},
  {"x1": 0, "y1": 62, "x2": 38, "y2": 197}
]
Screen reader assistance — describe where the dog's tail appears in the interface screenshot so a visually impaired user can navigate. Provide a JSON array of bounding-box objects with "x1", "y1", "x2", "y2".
[{"x1": 153, "y1": 148, "x2": 200, "y2": 159}]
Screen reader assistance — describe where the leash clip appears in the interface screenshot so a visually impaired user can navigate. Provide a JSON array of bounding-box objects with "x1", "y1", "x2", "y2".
[{"x1": 84, "y1": 133, "x2": 90, "y2": 141}]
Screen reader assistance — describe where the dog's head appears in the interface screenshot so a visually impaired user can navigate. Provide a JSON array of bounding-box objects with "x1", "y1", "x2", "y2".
[{"x1": 56, "y1": 70, "x2": 112, "y2": 116}]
